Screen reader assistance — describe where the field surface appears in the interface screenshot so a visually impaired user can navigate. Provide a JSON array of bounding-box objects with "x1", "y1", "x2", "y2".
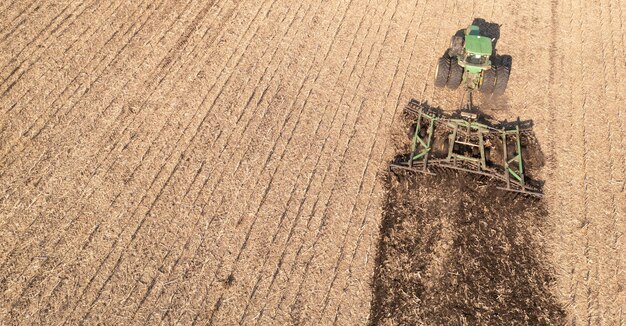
[{"x1": 0, "y1": 0, "x2": 624, "y2": 324}]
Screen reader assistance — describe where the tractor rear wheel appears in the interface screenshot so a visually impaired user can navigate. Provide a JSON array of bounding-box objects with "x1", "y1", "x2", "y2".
[
  {"x1": 480, "y1": 68, "x2": 496, "y2": 94},
  {"x1": 434, "y1": 56, "x2": 450, "y2": 88},
  {"x1": 446, "y1": 59, "x2": 464, "y2": 89},
  {"x1": 494, "y1": 65, "x2": 510, "y2": 95}
]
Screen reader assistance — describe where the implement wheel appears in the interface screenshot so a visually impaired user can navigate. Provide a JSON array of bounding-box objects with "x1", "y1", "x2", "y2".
[
  {"x1": 480, "y1": 68, "x2": 496, "y2": 94},
  {"x1": 494, "y1": 65, "x2": 510, "y2": 95},
  {"x1": 447, "y1": 58, "x2": 464, "y2": 89},
  {"x1": 434, "y1": 56, "x2": 450, "y2": 88}
]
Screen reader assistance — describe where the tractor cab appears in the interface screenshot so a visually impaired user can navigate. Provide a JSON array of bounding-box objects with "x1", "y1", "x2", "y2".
[
  {"x1": 460, "y1": 25, "x2": 492, "y2": 72},
  {"x1": 464, "y1": 53, "x2": 489, "y2": 65}
]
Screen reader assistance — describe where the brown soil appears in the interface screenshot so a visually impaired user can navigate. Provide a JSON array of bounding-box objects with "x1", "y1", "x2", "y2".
[{"x1": 370, "y1": 170, "x2": 566, "y2": 325}]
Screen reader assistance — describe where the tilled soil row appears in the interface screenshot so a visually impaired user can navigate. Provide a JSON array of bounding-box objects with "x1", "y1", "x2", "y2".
[{"x1": 370, "y1": 169, "x2": 566, "y2": 325}]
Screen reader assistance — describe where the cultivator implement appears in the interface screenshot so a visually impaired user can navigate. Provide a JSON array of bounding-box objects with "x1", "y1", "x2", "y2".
[{"x1": 390, "y1": 100, "x2": 542, "y2": 197}]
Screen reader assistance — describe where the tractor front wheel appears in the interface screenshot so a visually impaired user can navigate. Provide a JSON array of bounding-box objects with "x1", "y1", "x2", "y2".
[
  {"x1": 448, "y1": 35, "x2": 464, "y2": 57},
  {"x1": 446, "y1": 59, "x2": 464, "y2": 89},
  {"x1": 434, "y1": 56, "x2": 450, "y2": 88},
  {"x1": 494, "y1": 65, "x2": 510, "y2": 95},
  {"x1": 480, "y1": 68, "x2": 496, "y2": 94}
]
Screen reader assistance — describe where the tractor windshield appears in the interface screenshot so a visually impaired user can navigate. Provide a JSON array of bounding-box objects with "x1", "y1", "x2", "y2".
[{"x1": 465, "y1": 53, "x2": 488, "y2": 65}]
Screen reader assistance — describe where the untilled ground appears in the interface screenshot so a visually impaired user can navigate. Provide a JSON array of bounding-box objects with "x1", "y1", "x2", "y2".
[{"x1": 0, "y1": 0, "x2": 625, "y2": 324}]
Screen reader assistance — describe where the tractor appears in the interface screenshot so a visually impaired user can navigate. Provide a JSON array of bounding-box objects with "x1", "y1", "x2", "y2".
[
  {"x1": 390, "y1": 24, "x2": 542, "y2": 197},
  {"x1": 434, "y1": 25, "x2": 510, "y2": 96}
]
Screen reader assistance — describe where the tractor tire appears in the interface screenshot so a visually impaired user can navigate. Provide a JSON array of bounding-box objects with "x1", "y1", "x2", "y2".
[
  {"x1": 434, "y1": 56, "x2": 451, "y2": 88},
  {"x1": 446, "y1": 59, "x2": 464, "y2": 89},
  {"x1": 449, "y1": 35, "x2": 464, "y2": 57},
  {"x1": 480, "y1": 68, "x2": 496, "y2": 94},
  {"x1": 494, "y1": 65, "x2": 510, "y2": 95}
]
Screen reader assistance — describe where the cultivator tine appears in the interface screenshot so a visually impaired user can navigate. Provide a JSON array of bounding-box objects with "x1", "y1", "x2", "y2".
[
  {"x1": 447, "y1": 124, "x2": 457, "y2": 161},
  {"x1": 515, "y1": 125, "x2": 524, "y2": 187},
  {"x1": 478, "y1": 131, "x2": 486, "y2": 170},
  {"x1": 408, "y1": 112, "x2": 422, "y2": 168},
  {"x1": 502, "y1": 127, "x2": 510, "y2": 188}
]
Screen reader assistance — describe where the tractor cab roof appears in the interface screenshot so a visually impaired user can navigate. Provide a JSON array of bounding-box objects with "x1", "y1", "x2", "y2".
[
  {"x1": 464, "y1": 25, "x2": 493, "y2": 56},
  {"x1": 466, "y1": 25, "x2": 480, "y2": 36}
]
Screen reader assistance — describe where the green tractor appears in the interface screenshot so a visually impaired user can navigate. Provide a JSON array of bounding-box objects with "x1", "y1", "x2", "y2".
[{"x1": 434, "y1": 25, "x2": 509, "y2": 96}]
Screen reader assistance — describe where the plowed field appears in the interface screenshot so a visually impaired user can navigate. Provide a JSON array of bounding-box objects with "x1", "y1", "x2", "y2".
[{"x1": 0, "y1": 0, "x2": 624, "y2": 324}]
